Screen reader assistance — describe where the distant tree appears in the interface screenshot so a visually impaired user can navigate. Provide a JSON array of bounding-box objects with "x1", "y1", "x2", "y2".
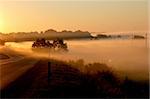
[
  {"x1": 45, "y1": 29, "x2": 57, "y2": 33},
  {"x1": 0, "y1": 39, "x2": 5, "y2": 45}
]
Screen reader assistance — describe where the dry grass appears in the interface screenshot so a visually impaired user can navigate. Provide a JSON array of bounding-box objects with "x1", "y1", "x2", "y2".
[{"x1": 1, "y1": 59, "x2": 149, "y2": 98}]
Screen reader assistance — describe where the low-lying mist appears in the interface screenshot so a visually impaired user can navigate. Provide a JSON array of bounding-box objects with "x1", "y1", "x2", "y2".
[{"x1": 4, "y1": 39, "x2": 149, "y2": 80}]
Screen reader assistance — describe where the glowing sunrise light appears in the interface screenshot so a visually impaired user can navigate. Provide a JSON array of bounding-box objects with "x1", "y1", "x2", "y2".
[
  {"x1": 0, "y1": 14, "x2": 4, "y2": 32},
  {"x1": 0, "y1": 0, "x2": 148, "y2": 33},
  {"x1": 0, "y1": 20, "x2": 3, "y2": 32}
]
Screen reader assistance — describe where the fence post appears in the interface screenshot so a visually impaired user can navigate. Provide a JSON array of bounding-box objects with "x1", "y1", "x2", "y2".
[{"x1": 48, "y1": 62, "x2": 51, "y2": 84}]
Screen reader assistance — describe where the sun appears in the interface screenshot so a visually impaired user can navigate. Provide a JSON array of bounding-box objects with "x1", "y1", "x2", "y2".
[
  {"x1": 0, "y1": 21, "x2": 3, "y2": 32},
  {"x1": 0, "y1": 15, "x2": 4, "y2": 32}
]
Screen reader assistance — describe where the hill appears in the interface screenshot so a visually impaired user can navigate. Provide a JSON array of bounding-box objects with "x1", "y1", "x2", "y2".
[{"x1": 0, "y1": 29, "x2": 92, "y2": 42}]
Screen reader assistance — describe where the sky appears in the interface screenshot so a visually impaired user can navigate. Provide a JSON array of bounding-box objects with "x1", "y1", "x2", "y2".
[{"x1": 0, "y1": 0, "x2": 149, "y2": 33}]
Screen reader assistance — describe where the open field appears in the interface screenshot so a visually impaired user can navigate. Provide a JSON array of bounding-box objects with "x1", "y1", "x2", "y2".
[
  {"x1": 0, "y1": 43, "x2": 149, "y2": 98},
  {"x1": 0, "y1": 0, "x2": 149, "y2": 98},
  {"x1": 1, "y1": 58, "x2": 149, "y2": 98}
]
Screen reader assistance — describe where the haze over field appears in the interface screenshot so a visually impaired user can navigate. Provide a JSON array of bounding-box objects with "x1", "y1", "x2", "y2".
[{"x1": 0, "y1": 0, "x2": 149, "y2": 98}]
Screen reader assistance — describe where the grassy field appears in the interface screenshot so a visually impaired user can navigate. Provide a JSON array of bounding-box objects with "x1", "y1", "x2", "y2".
[{"x1": 1, "y1": 58, "x2": 149, "y2": 98}]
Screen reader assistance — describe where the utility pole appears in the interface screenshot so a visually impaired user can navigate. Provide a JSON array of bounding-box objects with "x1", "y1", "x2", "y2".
[
  {"x1": 48, "y1": 62, "x2": 51, "y2": 84},
  {"x1": 145, "y1": 32, "x2": 148, "y2": 48},
  {"x1": 48, "y1": 41, "x2": 51, "y2": 97}
]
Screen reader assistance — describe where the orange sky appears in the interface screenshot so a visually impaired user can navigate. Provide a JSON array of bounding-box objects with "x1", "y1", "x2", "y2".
[{"x1": 0, "y1": 0, "x2": 148, "y2": 33}]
